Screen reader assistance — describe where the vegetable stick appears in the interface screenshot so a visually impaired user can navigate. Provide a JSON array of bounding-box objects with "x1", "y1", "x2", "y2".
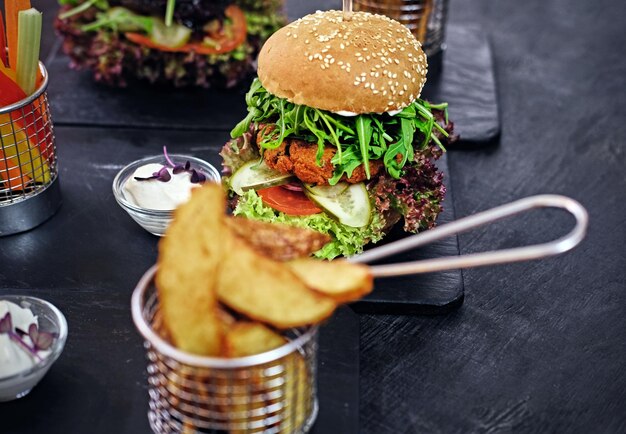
[
  {"x1": 16, "y1": 8, "x2": 41, "y2": 95},
  {"x1": 0, "y1": 149, "x2": 31, "y2": 190},
  {"x1": 0, "y1": 66, "x2": 23, "y2": 104},
  {"x1": 0, "y1": 67, "x2": 52, "y2": 162},
  {"x1": 0, "y1": 11, "x2": 7, "y2": 67},
  {"x1": 5, "y1": 0, "x2": 31, "y2": 69}
]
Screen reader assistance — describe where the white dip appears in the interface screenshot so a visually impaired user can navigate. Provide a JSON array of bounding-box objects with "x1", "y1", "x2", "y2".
[
  {"x1": 123, "y1": 163, "x2": 201, "y2": 210},
  {"x1": 333, "y1": 108, "x2": 404, "y2": 117},
  {"x1": 0, "y1": 301, "x2": 49, "y2": 378}
]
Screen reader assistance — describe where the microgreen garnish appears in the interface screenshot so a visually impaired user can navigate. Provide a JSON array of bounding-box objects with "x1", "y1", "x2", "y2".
[
  {"x1": 134, "y1": 166, "x2": 171, "y2": 182},
  {"x1": 162, "y1": 146, "x2": 207, "y2": 184},
  {"x1": 134, "y1": 147, "x2": 207, "y2": 184},
  {"x1": 0, "y1": 312, "x2": 55, "y2": 363},
  {"x1": 231, "y1": 78, "x2": 451, "y2": 185}
]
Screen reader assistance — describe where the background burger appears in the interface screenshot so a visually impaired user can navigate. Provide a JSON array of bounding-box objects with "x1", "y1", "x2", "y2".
[
  {"x1": 221, "y1": 10, "x2": 456, "y2": 259},
  {"x1": 55, "y1": 0, "x2": 285, "y2": 87}
]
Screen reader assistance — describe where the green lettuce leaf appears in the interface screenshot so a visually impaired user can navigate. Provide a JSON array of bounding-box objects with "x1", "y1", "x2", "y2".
[{"x1": 233, "y1": 190, "x2": 387, "y2": 259}]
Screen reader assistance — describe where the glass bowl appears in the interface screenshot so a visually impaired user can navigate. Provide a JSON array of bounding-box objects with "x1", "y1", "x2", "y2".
[
  {"x1": 112, "y1": 155, "x2": 221, "y2": 236},
  {"x1": 0, "y1": 295, "x2": 68, "y2": 402}
]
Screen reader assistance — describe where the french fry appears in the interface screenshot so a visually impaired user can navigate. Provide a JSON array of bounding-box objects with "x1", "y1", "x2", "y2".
[
  {"x1": 156, "y1": 185, "x2": 229, "y2": 356},
  {"x1": 285, "y1": 258, "x2": 374, "y2": 303},
  {"x1": 227, "y1": 217, "x2": 331, "y2": 261},
  {"x1": 215, "y1": 233, "x2": 336, "y2": 329}
]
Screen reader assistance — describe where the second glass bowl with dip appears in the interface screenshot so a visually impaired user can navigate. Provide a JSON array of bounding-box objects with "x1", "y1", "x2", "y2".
[
  {"x1": 0, "y1": 296, "x2": 68, "y2": 402},
  {"x1": 113, "y1": 154, "x2": 221, "y2": 236}
]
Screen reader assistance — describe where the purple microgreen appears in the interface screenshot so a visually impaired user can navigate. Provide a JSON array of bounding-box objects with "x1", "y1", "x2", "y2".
[
  {"x1": 190, "y1": 169, "x2": 207, "y2": 184},
  {"x1": 0, "y1": 312, "x2": 46, "y2": 362},
  {"x1": 134, "y1": 174, "x2": 158, "y2": 181},
  {"x1": 29, "y1": 323, "x2": 54, "y2": 351},
  {"x1": 163, "y1": 146, "x2": 176, "y2": 168},
  {"x1": 156, "y1": 167, "x2": 171, "y2": 182},
  {"x1": 0, "y1": 312, "x2": 12, "y2": 333},
  {"x1": 136, "y1": 148, "x2": 207, "y2": 184}
]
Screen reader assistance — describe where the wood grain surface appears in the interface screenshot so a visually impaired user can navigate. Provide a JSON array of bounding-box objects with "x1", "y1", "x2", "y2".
[
  {"x1": 0, "y1": 0, "x2": 624, "y2": 433},
  {"x1": 359, "y1": 0, "x2": 626, "y2": 432}
]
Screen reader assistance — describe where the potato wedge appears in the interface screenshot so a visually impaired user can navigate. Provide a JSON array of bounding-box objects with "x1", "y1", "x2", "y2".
[
  {"x1": 216, "y1": 234, "x2": 336, "y2": 329},
  {"x1": 286, "y1": 258, "x2": 374, "y2": 303},
  {"x1": 227, "y1": 217, "x2": 331, "y2": 261},
  {"x1": 156, "y1": 184, "x2": 229, "y2": 356},
  {"x1": 223, "y1": 322, "x2": 286, "y2": 357}
]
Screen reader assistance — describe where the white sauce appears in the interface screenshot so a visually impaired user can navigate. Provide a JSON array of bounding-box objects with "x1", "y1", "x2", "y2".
[
  {"x1": 0, "y1": 301, "x2": 50, "y2": 378},
  {"x1": 123, "y1": 163, "x2": 201, "y2": 211},
  {"x1": 333, "y1": 109, "x2": 404, "y2": 117}
]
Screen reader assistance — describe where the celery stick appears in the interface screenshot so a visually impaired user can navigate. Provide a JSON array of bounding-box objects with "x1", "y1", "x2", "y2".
[{"x1": 16, "y1": 8, "x2": 42, "y2": 96}]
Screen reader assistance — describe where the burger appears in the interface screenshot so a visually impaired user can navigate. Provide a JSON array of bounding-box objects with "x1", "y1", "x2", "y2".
[
  {"x1": 220, "y1": 10, "x2": 456, "y2": 259},
  {"x1": 54, "y1": 0, "x2": 285, "y2": 87}
]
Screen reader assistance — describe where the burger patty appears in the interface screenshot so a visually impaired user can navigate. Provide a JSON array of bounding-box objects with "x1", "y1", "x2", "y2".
[{"x1": 263, "y1": 138, "x2": 384, "y2": 185}]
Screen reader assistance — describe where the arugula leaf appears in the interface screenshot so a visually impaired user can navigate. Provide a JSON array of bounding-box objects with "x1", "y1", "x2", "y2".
[
  {"x1": 231, "y1": 79, "x2": 450, "y2": 180},
  {"x1": 356, "y1": 115, "x2": 373, "y2": 179}
]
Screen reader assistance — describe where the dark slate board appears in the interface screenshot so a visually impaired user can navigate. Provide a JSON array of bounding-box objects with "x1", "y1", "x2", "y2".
[
  {"x1": 422, "y1": 25, "x2": 501, "y2": 145},
  {"x1": 0, "y1": 127, "x2": 463, "y2": 313},
  {"x1": 355, "y1": 154, "x2": 464, "y2": 314},
  {"x1": 0, "y1": 284, "x2": 360, "y2": 434},
  {"x1": 45, "y1": 25, "x2": 497, "y2": 143}
]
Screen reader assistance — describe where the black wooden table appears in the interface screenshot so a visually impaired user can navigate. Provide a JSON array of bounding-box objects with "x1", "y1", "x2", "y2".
[{"x1": 1, "y1": 0, "x2": 625, "y2": 433}]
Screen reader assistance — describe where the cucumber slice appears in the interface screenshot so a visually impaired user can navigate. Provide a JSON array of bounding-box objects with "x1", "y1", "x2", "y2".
[
  {"x1": 304, "y1": 182, "x2": 349, "y2": 198},
  {"x1": 151, "y1": 18, "x2": 192, "y2": 48},
  {"x1": 230, "y1": 160, "x2": 293, "y2": 195},
  {"x1": 306, "y1": 183, "x2": 371, "y2": 228}
]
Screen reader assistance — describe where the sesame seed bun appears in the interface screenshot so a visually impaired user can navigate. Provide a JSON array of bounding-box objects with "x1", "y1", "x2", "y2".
[{"x1": 257, "y1": 10, "x2": 428, "y2": 114}]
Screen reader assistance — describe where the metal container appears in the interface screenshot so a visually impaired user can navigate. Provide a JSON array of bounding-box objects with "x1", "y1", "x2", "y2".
[
  {"x1": 0, "y1": 64, "x2": 60, "y2": 236},
  {"x1": 131, "y1": 266, "x2": 319, "y2": 434}
]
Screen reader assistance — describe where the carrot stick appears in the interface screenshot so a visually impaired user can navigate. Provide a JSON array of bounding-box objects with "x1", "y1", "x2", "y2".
[
  {"x1": 5, "y1": 0, "x2": 32, "y2": 69},
  {"x1": 0, "y1": 11, "x2": 7, "y2": 67}
]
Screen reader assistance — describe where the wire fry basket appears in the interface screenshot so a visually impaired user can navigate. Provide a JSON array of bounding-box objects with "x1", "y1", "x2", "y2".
[
  {"x1": 132, "y1": 266, "x2": 319, "y2": 434},
  {"x1": 0, "y1": 63, "x2": 61, "y2": 236}
]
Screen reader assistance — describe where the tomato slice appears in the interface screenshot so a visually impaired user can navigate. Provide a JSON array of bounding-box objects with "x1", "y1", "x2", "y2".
[
  {"x1": 257, "y1": 186, "x2": 323, "y2": 216},
  {"x1": 124, "y1": 5, "x2": 247, "y2": 55}
]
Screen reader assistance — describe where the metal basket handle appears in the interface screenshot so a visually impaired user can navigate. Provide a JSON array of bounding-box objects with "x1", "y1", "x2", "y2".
[{"x1": 349, "y1": 195, "x2": 589, "y2": 277}]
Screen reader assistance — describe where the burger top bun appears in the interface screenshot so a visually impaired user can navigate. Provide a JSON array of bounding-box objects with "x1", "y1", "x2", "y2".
[{"x1": 257, "y1": 10, "x2": 428, "y2": 114}]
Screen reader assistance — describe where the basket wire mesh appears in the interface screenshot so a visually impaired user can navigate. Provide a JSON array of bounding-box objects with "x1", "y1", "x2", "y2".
[
  {"x1": 132, "y1": 267, "x2": 319, "y2": 434},
  {"x1": 0, "y1": 64, "x2": 60, "y2": 235}
]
